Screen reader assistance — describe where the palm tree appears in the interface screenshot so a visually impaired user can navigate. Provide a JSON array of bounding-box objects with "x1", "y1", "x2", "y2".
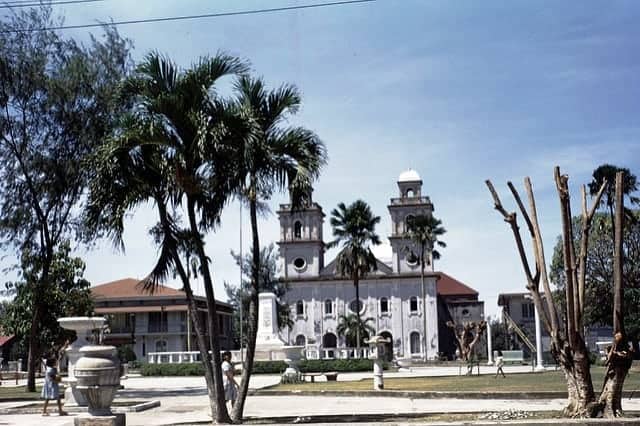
[
  {"x1": 589, "y1": 164, "x2": 639, "y2": 240},
  {"x1": 405, "y1": 214, "x2": 446, "y2": 360},
  {"x1": 337, "y1": 314, "x2": 375, "y2": 348},
  {"x1": 231, "y1": 75, "x2": 327, "y2": 421},
  {"x1": 86, "y1": 52, "x2": 249, "y2": 423},
  {"x1": 328, "y1": 200, "x2": 381, "y2": 356}
]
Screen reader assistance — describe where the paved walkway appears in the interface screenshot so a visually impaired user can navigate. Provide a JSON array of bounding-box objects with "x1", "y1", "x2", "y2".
[{"x1": 1, "y1": 365, "x2": 637, "y2": 425}]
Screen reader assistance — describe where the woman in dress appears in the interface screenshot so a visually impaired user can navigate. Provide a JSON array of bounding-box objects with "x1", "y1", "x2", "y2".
[
  {"x1": 41, "y1": 357, "x2": 67, "y2": 416},
  {"x1": 221, "y1": 351, "x2": 238, "y2": 408}
]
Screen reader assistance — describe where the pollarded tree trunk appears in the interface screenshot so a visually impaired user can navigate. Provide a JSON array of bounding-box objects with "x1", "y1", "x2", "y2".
[
  {"x1": 446, "y1": 321, "x2": 486, "y2": 363},
  {"x1": 597, "y1": 170, "x2": 632, "y2": 418},
  {"x1": 486, "y1": 170, "x2": 608, "y2": 418},
  {"x1": 559, "y1": 343, "x2": 598, "y2": 417},
  {"x1": 599, "y1": 350, "x2": 633, "y2": 417}
]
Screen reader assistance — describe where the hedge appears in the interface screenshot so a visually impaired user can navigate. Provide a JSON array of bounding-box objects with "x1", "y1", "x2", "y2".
[{"x1": 140, "y1": 358, "x2": 388, "y2": 376}]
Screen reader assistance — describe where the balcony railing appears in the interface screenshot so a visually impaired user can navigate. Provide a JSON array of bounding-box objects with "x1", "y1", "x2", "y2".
[
  {"x1": 147, "y1": 323, "x2": 168, "y2": 333},
  {"x1": 389, "y1": 197, "x2": 432, "y2": 206}
]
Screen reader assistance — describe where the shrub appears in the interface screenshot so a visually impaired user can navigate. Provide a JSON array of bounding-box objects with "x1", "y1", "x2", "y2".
[
  {"x1": 252, "y1": 361, "x2": 287, "y2": 374},
  {"x1": 117, "y1": 345, "x2": 137, "y2": 363},
  {"x1": 139, "y1": 358, "x2": 387, "y2": 376},
  {"x1": 298, "y1": 358, "x2": 387, "y2": 373},
  {"x1": 140, "y1": 362, "x2": 204, "y2": 376}
]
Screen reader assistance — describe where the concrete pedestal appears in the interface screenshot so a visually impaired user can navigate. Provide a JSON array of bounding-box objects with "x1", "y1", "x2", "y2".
[
  {"x1": 74, "y1": 413, "x2": 125, "y2": 426},
  {"x1": 256, "y1": 293, "x2": 286, "y2": 351}
]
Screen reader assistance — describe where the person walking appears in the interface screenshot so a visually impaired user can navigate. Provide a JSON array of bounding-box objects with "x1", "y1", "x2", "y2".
[
  {"x1": 41, "y1": 357, "x2": 67, "y2": 416},
  {"x1": 495, "y1": 349, "x2": 506, "y2": 378},
  {"x1": 221, "y1": 351, "x2": 238, "y2": 408}
]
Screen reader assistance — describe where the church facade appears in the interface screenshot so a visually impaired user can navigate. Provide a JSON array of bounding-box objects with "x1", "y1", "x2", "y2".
[{"x1": 278, "y1": 170, "x2": 484, "y2": 360}]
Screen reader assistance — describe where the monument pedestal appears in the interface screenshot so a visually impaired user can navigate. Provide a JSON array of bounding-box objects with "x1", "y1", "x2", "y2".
[
  {"x1": 256, "y1": 292, "x2": 303, "y2": 381},
  {"x1": 74, "y1": 413, "x2": 125, "y2": 426}
]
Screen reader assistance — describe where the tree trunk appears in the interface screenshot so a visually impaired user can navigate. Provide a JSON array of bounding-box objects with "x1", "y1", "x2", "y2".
[
  {"x1": 26, "y1": 301, "x2": 41, "y2": 392},
  {"x1": 599, "y1": 356, "x2": 632, "y2": 417},
  {"x1": 232, "y1": 195, "x2": 260, "y2": 423},
  {"x1": 597, "y1": 171, "x2": 632, "y2": 418},
  {"x1": 354, "y1": 274, "x2": 361, "y2": 356},
  {"x1": 186, "y1": 200, "x2": 230, "y2": 423},
  {"x1": 560, "y1": 345, "x2": 598, "y2": 417}
]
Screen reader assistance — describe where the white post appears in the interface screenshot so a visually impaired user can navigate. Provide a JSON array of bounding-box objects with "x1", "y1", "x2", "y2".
[
  {"x1": 373, "y1": 359, "x2": 384, "y2": 390},
  {"x1": 486, "y1": 316, "x2": 493, "y2": 365},
  {"x1": 534, "y1": 305, "x2": 544, "y2": 371}
]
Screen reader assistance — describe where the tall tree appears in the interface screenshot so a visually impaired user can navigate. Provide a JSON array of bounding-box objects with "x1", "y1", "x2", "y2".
[
  {"x1": 588, "y1": 165, "x2": 639, "y2": 233},
  {"x1": 231, "y1": 76, "x2": 327, "y2": 422},
  {"x1": 86, "y1": 52, "x2": 249, "y2": 423},
  {"x1": 549, "y1": 212, "x2": 640, "y2": 349},
  {"x1": 0, "y1": 241, "x2": 93, "y2": 362},
  {"x1": 405, "y1": 214, "x2": 446, "y2": 359},
  {"x1": 224, "y1": 243, "x2": 292, "y2": 348},
  {"x1": 486, "y1": 167, "x2": 629, "y2": 418},
  {"x1": 336, "y1": 314, "x2": 375, "y2": 347},
  {"x1": 328, "y1": 200, "x2": 381, "y2": 355},
  {"x1": 0, "y1": 7, "x2": 130, "y2": 391}
]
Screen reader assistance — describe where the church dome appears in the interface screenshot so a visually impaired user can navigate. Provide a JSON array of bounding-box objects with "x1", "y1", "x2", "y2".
[{"x1": 398, "y1": 169, "x2": 421, "y2": 182}]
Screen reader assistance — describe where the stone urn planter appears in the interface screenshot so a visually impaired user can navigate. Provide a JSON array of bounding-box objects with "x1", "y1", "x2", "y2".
[
  {"x1": 74, "y1": 345, "x2": 121, "y2": 416},
  {"x1": 58, "y1": 316, "x2": 106, "y2": 407}
]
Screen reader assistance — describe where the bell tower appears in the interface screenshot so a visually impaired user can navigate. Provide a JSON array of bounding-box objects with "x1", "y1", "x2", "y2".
[
  {"x1": 387, "y1": 169, "x2": 434, "y2": 274},
  {"x1": 277, "y1": 190, "x2": 325, "y2": 279}
]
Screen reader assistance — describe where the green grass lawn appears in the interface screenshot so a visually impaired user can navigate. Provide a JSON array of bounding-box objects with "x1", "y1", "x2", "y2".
[
  {"x1": 0, "y1": 385, "x2": 43, "y2": 401},
  {"x1": 274, "y1": 367, "x2": 640, "y2": 393}
]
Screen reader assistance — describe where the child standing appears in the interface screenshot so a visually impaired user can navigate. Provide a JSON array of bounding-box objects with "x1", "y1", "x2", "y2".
[
  {"x1": 41, "y1": 357, "x2": 67, "y2": 416},
  {"x1": 495, "y1": 350, "x2": 506, "y2": 378}
]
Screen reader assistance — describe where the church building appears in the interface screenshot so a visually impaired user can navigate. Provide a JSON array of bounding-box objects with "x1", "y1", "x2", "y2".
[{"x1": 278, "y1": 170, "x2": 484, "y2": 360}]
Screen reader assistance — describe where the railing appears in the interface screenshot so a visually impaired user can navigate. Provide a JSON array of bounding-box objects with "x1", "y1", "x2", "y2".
[
  {"x1": 147, "y1": 350, "x2": 244, "y2": 364},
  {"x1": 389, "y1": 197, "x2": 432, "y2": 206},
  {"x1": 147, "y1": 347, "x2": 371, "y2": 364},
  {"x1": 147, "y1": 323, "x2": 168, "y2": 333},
  {"x1": 147, "y1": 351, "x2": 201, "y2": 364},
  {"x1": 307, "y1": 347, "x2": 369, "y2": 360}
]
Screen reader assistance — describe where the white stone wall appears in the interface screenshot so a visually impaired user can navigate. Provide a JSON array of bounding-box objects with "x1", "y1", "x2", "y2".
[{"x1": 283, "y1": 276, "x2": 439, "y2": 359}]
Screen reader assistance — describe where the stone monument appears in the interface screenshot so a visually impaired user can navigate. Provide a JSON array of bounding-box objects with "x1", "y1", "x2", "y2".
[{"x1": 256, "y1": 292, "x2": 303, "y2": 382}]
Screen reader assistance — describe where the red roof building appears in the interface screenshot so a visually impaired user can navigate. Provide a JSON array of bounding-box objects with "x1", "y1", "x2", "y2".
[{"x1": 91, "y1": 278, "x2": 234, "y2": 362}]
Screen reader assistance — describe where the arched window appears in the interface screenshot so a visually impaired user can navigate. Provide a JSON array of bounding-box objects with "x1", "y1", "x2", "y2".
[
  {"x1": 294, "y1": 221, "x2": 302, "y2": 239},
  {"x1": 324, "y1": 299, "x2": 333, "y2": 315},
  {"x1": 296, "y1": 300, "x2": 304, "y2": 316},
  {"x1": 380, "y1": 297, "x2": 389, "y2": 314},
  {"x1": 155, "y1": 340, "x2": 168, "y2": 352},
  {"x1": 410, "y1": 297, "x2": 418, "y2": 313},
  {"x1": 295, "y1": 335, "x2": 306, "y2": 346},
  {"x1": 323, "y1": 332, "x2": 337, "y2": 348},
  {"x1": 406, "y1": 188, "x2": 414, "y2": 198},
  {"x1": 410, "y1": 332, "x2": 420, "y2": 354},
  {"x1": 405, "y1": 214, "x2": 415, "y2": 230}
]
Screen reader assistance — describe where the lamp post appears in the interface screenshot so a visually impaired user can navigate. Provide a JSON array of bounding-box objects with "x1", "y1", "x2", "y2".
[
  {"x1": 486, "y1": 315, "x2": 493, "y2": 365},
  {"x1": 524, "y1": 294, "x2": 544, "y2": 371}
]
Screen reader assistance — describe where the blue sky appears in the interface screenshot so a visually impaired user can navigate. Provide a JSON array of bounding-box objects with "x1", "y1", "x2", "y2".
[{"x1": 5, "y1": 0, "x2": 640, "y2": 318}]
